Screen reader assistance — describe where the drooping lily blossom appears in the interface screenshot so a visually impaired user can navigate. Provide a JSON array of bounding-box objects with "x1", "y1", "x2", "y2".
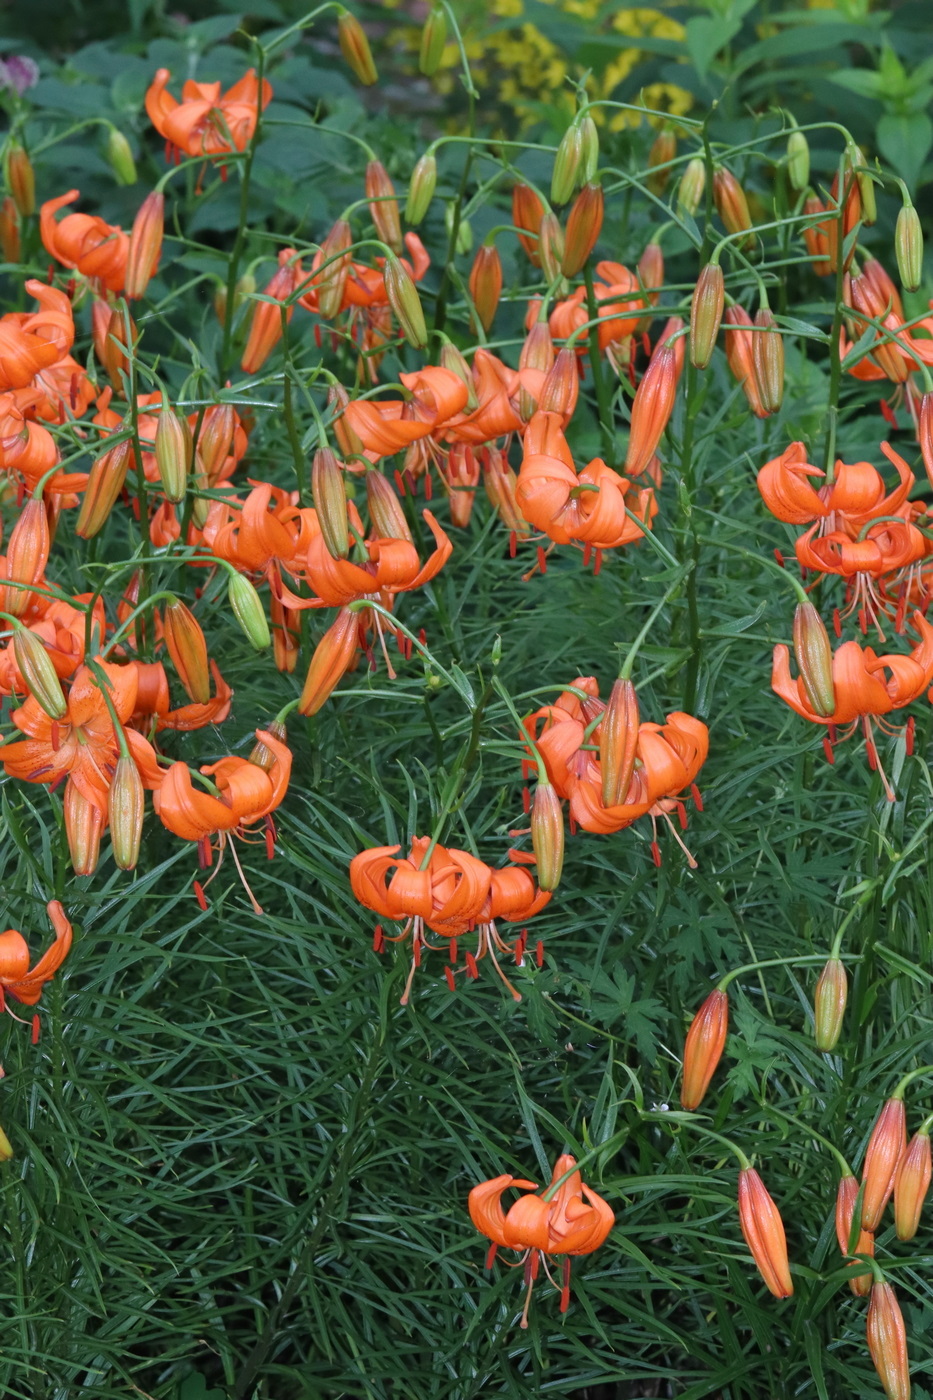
[
  {"x1": 300, "y1": 231, "x2": 430, "y2": 317},
  {"x1": 342, "y1": 366, "x2": 469, "y2": 459},
  {"x1": 757, "y1": 441, "x2": 914, "y2": 529},
  {"x1": 0, "y1": 281, "x2": 77, "y2": 393},
  {"x1": 0, "y1": 899, "x2": 72, "y2": 1013},
  {"x1": 201, "y1": 480, "x2": 312, "y2": 582},
  {"x1": 145, "y1": 68, "x2": 272, "y2": 162},
  {"x1": 468, "y1": 1153, "x2": 614, "y2": 1327},
  {"x1": 441, "y1": 348, "x2": 524, "y2": 446},
  {"x1": 349, "y1": 836, "x2": 551, "y2": 1003},
  {"x1": 40, "y1": 190, "x2": 129, "y2": 294}
]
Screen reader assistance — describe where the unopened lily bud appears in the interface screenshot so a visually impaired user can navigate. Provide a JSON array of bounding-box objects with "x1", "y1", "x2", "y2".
[
  {"x1": 13, "y1": 626, "x2": 66, "y2": 719},
  {"x1": 0, "y1": 196, "x2": 20, "y2": 263},
  {"x1": 638, "y1": 241, "x2": 663, "y2": 307},
  {"x1": 862, "y1": 1096, "x2": 907, "y2": 1232},
  {"x1": 600, "y1": 677, "x2": 639, "y2": 807},
  {"x1": 105, "y1": 127, "x2": 137, "y2": 186},
  {"x1": 76, "y1": 438, "x2": 133, "y2": 539},
  {"x1": 835, "y1": 1174, "x2": 874, "y2": 1296},
  {"x1": 227, "y1": 573, "x2": 270, "y2": 651},
  {"x1": 439, "y1": 342, "x2": 478, "y2": 411},
  {"x1": 624, "y1": 339, "x2": 679, "y2": 475},
  {"x1": 677, "y1": 157, "x2": 706, "y2": 218},
  {"x1": 713, "y1": 167, "x2": 754, "y2": 247},
  {"x1": 552, "y1": 119, "x2": 585, "y2": 206},
  {"x1": 419, "y1": 5, "x2": 447, "y2": 76},
  {"x1": 647, "y1": 128, "x2": 676, "y2": 195},
  {"x1": 561, "y1": 182, "x2": 603, "y2": 276},
  {"x1": 95, "y1": 303, "x2": 137, "y2": 392},
  {"x1": 198, "y1": 402, "x2": 236, "y2": 486},
  {"x1": 538, "y1": 210, "x2": 565, "y2": 285},
  {"x1": 867, "y1": 1281, "x2": 910, "y2": 1400},
  {"x1": 847, "y1": 142, "x2": 876, "y2": 226},
  {"x1": 365, "y1": 160, "x2": 402, "y2": 253},
  {"x1": 531, "y1": 780, "x2": 564, "y2": 891},
  {"x1": 109, "y1": 754, "x2": 144, "y2": 871},
  {"x1": 893, "y1": 1126, "x2": 932, "y2": 1243},
  {"x1": 214, "y1": 272, "x2": 255, "y2": 327},
  {"x1": 920, "y1": 392, "x2": 933, "y2": 491},
  {"x1": 383, "y1": 253, "x2": 427, "y2": 349},
  {"x1": 482, "y1": 447, "x2": 529, "y2": 538},
  {"x1": 895, "y1": 199, "x2": 923, "y2": 292},
  {"x1": 154, "y1": 406, "x2": 189, "y2": 504},
  {"x1": 513, "y1": 183, "x2": 545, "y2": 266},
  {"x1": 190, "y1": 466, "x2": 211, "y2": 529},
  {"x1": 337, "y1": 7, "x2": 378, "y2": 85},
  {"x1": 329, "y1": 383, "x2": 366, "y2": 458},
  {"x1": 537, "y1": 346, "x2": 578, "y2": 419},
  {"x1": 690, "y1": 262, "x2": 724, "y2": 370},
  {"x1": 454, "y1": 214, "x2": 472, "y2": 256},
  {"x1": 786, "y1": 129, "x2": 810, "y2": 192},
  {"x1": 125, "y1": 191, "x2": 164, "y2": 299},
  {"x1": 299, "y1": 607, "x2": 359, "y2": 716},
  {"x1": 312, "y1": 447, "x2": 350, "y2": 559},
  {"x1": 752, "y1": 307, "x2": 784, "y2": 412},
  {"x1": 802, "y1": 192, "x2": 832, "y2": 276},
  {"x1": 5, "y1": 497, "x2": 50, "y2": 616},
  {"x1": 680, "y1": 987, "x2": 728, "y2": 1110},
  {"x1": 793, "y1": 602, "x2": 835, "y2": 717},
  {"x1": 6, "y1": 141, "x2": 34, "y2": 217},
  {"x1": 315, "y1": 219, "x2": 352, "y2": 320},
  {"x1": 737, "y1": 1166, "x2": 793, "y2": 1298},
  {"x1": 163, "y1": 596, "x2": 211, "y2": 704},
  {"x1": 65, "y1": 780, "x2": 104, "y2": 877},
  {"x1": 405, "y1": 152, "x2": 437, "y2": 225},
  {"x1": 249, "y1": 720, "x2": 288, "y2": 771},
  {"x1": 469, "y1": 243, "x2": 502, "y2": 333},
  {"x1": 813, "y1": 956, "x2": 847, "y2": 1050},
  {"x1": 519, "y1": 321, "x2": 555, "y2": 420},
  {"x1": 580, "y1": 115, "x2": 599, "y2": 183},
  {"x1": 367, "y1": 469, "x2": 412, "y2": 543}
]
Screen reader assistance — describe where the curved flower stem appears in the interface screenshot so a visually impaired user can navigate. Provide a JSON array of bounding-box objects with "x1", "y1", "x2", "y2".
[
  {"x1": 893, "y1": 1064, "x2": 933, "y2": 1100},
  {"x1": 618, "y1": 564, "x2": 692, "y2": 679},
  {"x1": 493, "y1": 676, "x2": 547, "y2": 783},
  {"x1": 220, "y1": 40, "x2": 267, "y2": 378},
  {"x1": 717, "y1": 953, "x2": 848, "y2": 993},
  {"x1": 643, "y1": 1113, "x2": 751, "y2": 1171},
  {"x1": 830, "y1": 882, "x2": 879, "y2": 958},
  {"x1": 823, "y1": 154, "x2": 850, "y2": 482},
  {"x1": 583, "y1": 261, "x2": 613, "y2": 460},
  {"x1": 766, "y1": 1106, "x2": 853, "y2": 1177}
]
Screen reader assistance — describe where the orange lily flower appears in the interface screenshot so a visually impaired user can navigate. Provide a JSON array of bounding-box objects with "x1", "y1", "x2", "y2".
[
  {"x1": 0, "y1": 392, "x2": 74, "y2": 493},
  {"x1": 201, "y1": 481, "x2": 310, "y2": 580},
  {"x1": 443, "y1": 349, "x2": 524, "y2": 446},
  {"x1": 342, "y1": 366, "x2": 469, "y2": 459},
  {"x1": 145, "y1": 68, "x2": 272, "y2": 162},
  {"x1": 0, "y1": 899, "x2": 72, "y2": 1013},
  {"x1": 300, "y1": 232, "x2": 430, "y2": 317},
  {"x1": 349, "y1": 836, "x2": 551, "y2": 1003},
  {"x1": 757, "y1": 441, "x2": 914, "y2": 528},
  {"x1": 294, "y1": 507, "x2": 453, "y2": 609},
  {"x1": 468, "y1": 1153, "x2": 613, "y2": 1326},
  {"x1": 0, "y1": 281, "x2": 76, "y2": 393},
  {"x1": 40, "y1": 190, "x2": 129, "y2": 293},
  {"x1": 240, "y1": 249, "x2": 304, "y2": 375}
]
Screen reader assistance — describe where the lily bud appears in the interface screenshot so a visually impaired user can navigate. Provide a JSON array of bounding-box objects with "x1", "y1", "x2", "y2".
[
  {"x1": 690, "y1": 262, "x2": 724, "y2": 370},
  {"x1": 802, "y1": 192, "x2": 832, "y2": 276},
  {"x1": 65, "y1": 779, "x2": 105, "y2": 877},
  {"x1": 920, "y1": 392, "x2": 933, "y2": 491},
  {"x1": 752, "y1": 307, "x2": 784, "y2": 413},
  {"x1": 469, "y1": 243, "x2": 502, "y2": 333},
  {"x1": 624, "y1": 339, "x2": 679, "y2": 475},
  {"x1": 312, "y1": 447, "x2": 350, "y2": 559},
  {"x1": 109, "y1": 754, "x2": 144, "y2": 871},
  {"x1": 315, "y1": 219, "x2": 352, "y2": 319},
  {"x1": 5, "y1": 497, "x2": 50, "y2": 616},
  {"x1": 647, "y1": 128, "x2": 676, "y2": 195},
  {"x1": 580, "y1": 115, "x2": 599, "y2": 183},
  {"x1": 519, "y1": 320, "x2": 555, "y2": 420},
  {"x1": 0, "y1": 1126, "x2": 11, "y2": 1160},
  {"x1": 383, "y1": 253, "x2": 427, "y2": 349},
  {"x1": 638, "y1": 241, "x2": 664, "y2": 307},
  {"x1": 677, "y1": 157, "x2": 705, "y2": 218},
  {"x1": 299, "y1": 607, "x2": 359, "y2": 716},
  {"x1": 337, "y1": 8, "x2": 378, "y2": 85},
  {"x1": 365, "y1": 160, "x2": 402, "y2": 253},
  {"x1": 105, "y1": 127, "x2": 137, "y2": 186},
  {"x1": 162, "y1": 596, "x2": 211, "y2": 704},
  {"x1": 95, "y1": 303, "x2": 137, "y2": 392},
  {"x1": 419, "y1": 6, "x2": 448, "y2": 76},
  {"x1": 552, "y1": 119, "x2": 585, "y2": 206},
  {"x1": 600, "y1": 677, "x2": 639, "y2": 807},
  {"x1": 76, "y1": 438, "x2": 133, "y2": 539},
  {"x1": 154, "y1": 406, "x2": 189, "y2": 503},
  {"x1": 6, "y1": 142, "x2": 34, "y2": 217},
  {"x1": 445, "y1": 442, "x2": 478, "y2": 528},
  {"x1": 329, "y1": 382, "x2": 367, "y2": 458},
  {"x1": 895, "y1": 199, "x2": 923, "y2": 293},
  {"x1": 198, "y1": 403, "x2": 236, "y2": 487},
  {"x1": 513, "y1": 183, "x2": 545, "y2": 267},
  {"x1": 0, "y1": 196, "x2": 20, "y2": 264},
  {"x1": 680, "y1": 987, "x2": 728, "y2": 1110},
  {"x1": 537, "y1": 345, "x2": 578, "y2": 419},
  {"x1": 847, "y1": 143, "x2": 876, "y2": 226},
  {"x1": 405, "y1": 152, "x2": 437, "y2": 225},
  {"x1": 249, "y1": 720, "x2": 288, "y2": 772},
  {"x1": 482, "y1": 447, "x2": 529, "y2": 538},
  {"x1": 125, "y1": 191, "x2": 164, "y2": 299},
  {"x1": 190, "y1": 466, "x2": 210, "y2": 530},
  {"x1": 214, "y1": 272, "x2": 255, "y2": 327},
  {"x1": 862, "y1": 1096, "x2": 907, "y2": 1231},
  {"x1": 786, "y1": 129, "x2": 810, "y2": 192},
  {"x1": 813, "y1": 957, "x2": 847, "y2": 1051},
  {"x1": 561, "y1": 182, "x2": 603, "y2": 277},
  {"x1": 793, "y1": 602, "x2": 835, "y2": 717},
  {"x1": 13, "y1": 626, "x2": 66, "y2": 719},
  {"x1": 894, "y1": 1128, "x2": 931, "y2": 1242},
  {"x1": 439, "y1": 342, "x2": 478, "y2": 411},
  {"x1": 531, "y1": 781, "x2": 564, "y2": 891},
  {"x1": 835, "y1": 1173, "x2": 874, "y2": 1297},
  {"x1": 538, "y1": 210, "x2": 565, "y2": 285},
  {"x1": 737, "y1": 1167, "x2": 793, "y2": 1298},
  {"x1": 713, "y1": 167, "x2": 754, "y2": 247},
  {"x1": 228, "y1": 574, "x2": 270, "y2": 651},
  {"x1": 445, "y1": 203, "x2": 472, "y2": 254},
  {"x1": 867, "y1": 1281, "x2": 910, "y2": 1400},
  {"x1": 366, "y1": 469, "x2": 412, "y2": 543}
]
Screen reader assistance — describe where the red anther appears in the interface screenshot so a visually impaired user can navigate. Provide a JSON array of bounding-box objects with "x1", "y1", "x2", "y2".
[
  {"x1": 773, "y1": 549, "x2": 785, "y2": 568},
  {"x1": 405, "y1": 468, "x2": 417, "y2": 495},
  {"x1": 676, "y1": 800, "x2": 688, "y2": 830},
  {"x1": 50, "y1": 723, "x2": 60, "y2": 753},
  {"x1": 822, "y1": 735, "x2": 835, "y2": 765},
  {"x1": 413, "y1": 938, "x2": 422, "y2": 967},
  {"x1": 509, "y1": 530, "x2": 517, "y2": 558},
  {"x1": 880, "y1": 398, "x2": 897, "y2": 428},
  {"x1": 833, "y1": 608, "x2": 842, "y2": 639},
  {"x1": 906, "y1": 716, "x2": 916, "y2": 756},
  {"x1": 197, "y1": 835, "x2": 213, "y2": 870},
  {"x1": 828, "y1": 722, "x2": 838, "y2": 743},
  {"x1": 405, "y1": 635, "x2": 413, "y2": 661},
  {"x1": 424, "y1": 472, "x2": 433, "y2": 501},
  {"x1": 522, "y1": 785, "x2": 531, "y2": 814},
  {"x1": 569, "y1": 813, "x2": 577, "y2": 836},
  {"x1": 314, "y1": 323, "x2": 322, "y2": 349},
  {"x1": 536, "y1": 545, "x2": 547, "y2": 575},
  {"x1": 560, "y1": 1258, "x2": 571, "y2": 1313},
  {"x1": 15, "y1": 480, "x2": 24, "y2": 507},
  {"x1": 485, "y1": 1243, "x2": 498, "y2": 1270},
  {"x1": 582, "y1": 543, "x2": 592, "y2": 568},
  {"x1": 858, "y1": 607, "x2": 868, "y2": 634},
  {"x1": 265, "y1": 817, "x2": 276, "y2": 861},
  {"x1": 449, "y1": 938, "x2": 458, "y2": 963},
  {"x1": 69, "y1": 371, "x2": 79, "y2": 410},
  {"x1": 535, "y1": 939, "x2": 544, "y2": 968},
  {"x1": 690, "y1": 782, "x2": 704, "y2": 811},
  {"x1": 895, "y1": 593, "x2": 907, "y2": 633},
  {"x1": 48, "y1": 772, "x2": 66, "y2": 796},
  {"x1": 0, "y1": 987, "x2": 5, "y2": 1013},
  {"x1": 593, "y1": 548, "x2": 603, "y2": 577},
  {"x1": 651, "y1": 840, "x2": 662, "y2": 867},
  {"x1": 444, "y1": 966, "x2": 456, "y2": 992},
  {"x1": 373, "y1": 924, "x2": 385, "y2": 953},
  {"x1": 31, "y1": 1014, "x2": 40, "y2": 1045},
  {"x1": 466, "y1": 952, "x2": 479, "y2": 980},
  {"x1": 866, "y1": 737, "x2": 878, "y2": 771},
  {"x1": 393, "y1": 469, "x2": 406, "y2": 496},
  {"x1": 514, "y1": 940, "x2": 524, "y2": 966},
  {"x1": 193, "y1": 879, "x2": 209, "y2": 910},
  {"x1": 367, "y1": 649, "x2": 378, "y2": 672}
]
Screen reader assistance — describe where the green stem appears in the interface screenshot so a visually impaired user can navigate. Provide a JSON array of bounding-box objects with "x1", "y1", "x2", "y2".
[
  {"x1": 220, "y1": 43, "x2": 266, "y2": 378},
  {"x1": 583, "y1": 260, "x2": 613, "y2": 459}
]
